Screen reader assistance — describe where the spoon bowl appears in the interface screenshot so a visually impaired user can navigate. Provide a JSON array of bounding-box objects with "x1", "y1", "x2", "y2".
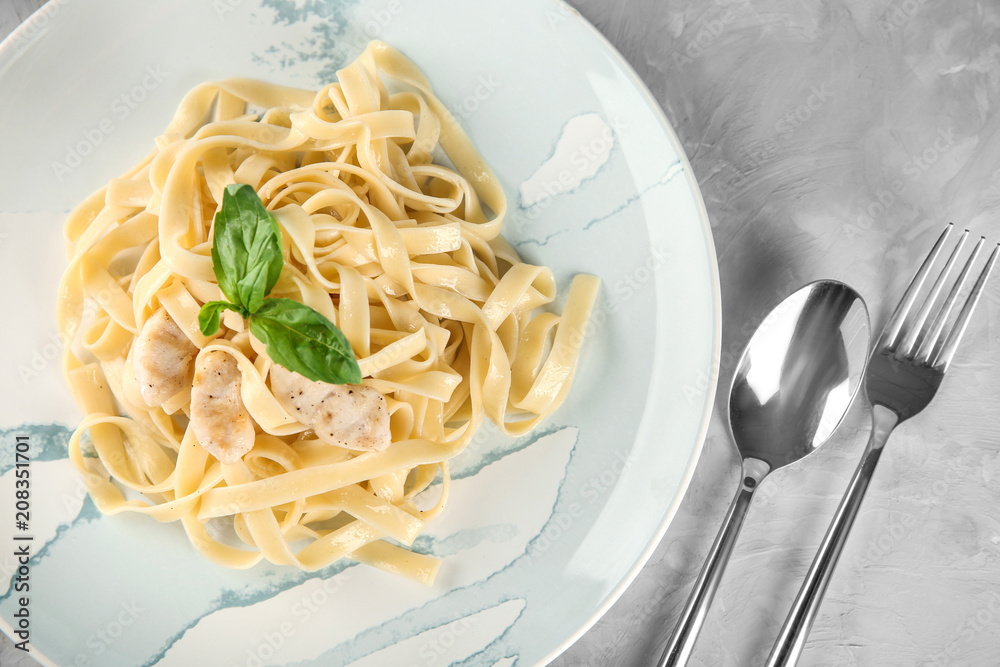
[
  {"x1": 730, "y1": 280, "x2": 872, "y2": 472},
  {"x1": 658, "y1": 280, "x2": 870, "y2": 666}
]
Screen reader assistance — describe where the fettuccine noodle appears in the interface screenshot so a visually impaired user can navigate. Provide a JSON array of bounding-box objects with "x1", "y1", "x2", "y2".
[{"x1": 57, "y1": 41, "x2": 598, "y2": 583}]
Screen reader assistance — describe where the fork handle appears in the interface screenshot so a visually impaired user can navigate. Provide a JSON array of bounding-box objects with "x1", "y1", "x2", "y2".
[{"x1": 765, "y1": 404, "x2": 899, "y2": 667}]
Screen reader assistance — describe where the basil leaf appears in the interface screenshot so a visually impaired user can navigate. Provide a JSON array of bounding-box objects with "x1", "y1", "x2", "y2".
[
  {"x1": 249, "y1": 298, "x2": 362, "y2": 385},
  {"x1": 211, "y1": 183, "x2": 284, "y2": 314},
  {"x1": 198, "y1": 300, "x2": 239, "y2": 336}
]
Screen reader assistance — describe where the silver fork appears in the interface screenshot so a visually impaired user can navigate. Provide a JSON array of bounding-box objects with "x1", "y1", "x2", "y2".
[{"x1": 765, "y1": 224, "x2": 999, "y2": 667}]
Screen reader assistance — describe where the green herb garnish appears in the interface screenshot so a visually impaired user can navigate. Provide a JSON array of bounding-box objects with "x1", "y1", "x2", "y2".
[
  {"x1": 198, "y1": 184, "x2": 362, "y2": 385},
  {"x1": 210, "y1": 182, "x2": 284, "y2": 315}
]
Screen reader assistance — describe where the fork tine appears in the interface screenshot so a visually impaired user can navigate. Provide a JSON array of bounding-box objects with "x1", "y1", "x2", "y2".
[
  {"x1": 916, "y1": 236, "x2": 984, "y2": 363},
  {"x1": 900, "y1": 229, "x2": 968, "y2": 356},
  {"x1": 878, "y1": 224, "x2": 953, "y2": 350},
  {"x1": 931, "y1": 242, "x2": 999, "y2": 368}
]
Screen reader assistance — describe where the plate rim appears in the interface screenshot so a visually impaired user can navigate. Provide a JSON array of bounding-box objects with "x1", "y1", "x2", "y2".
[{"x1": 539, "y1": 2, "x2": 721, "y2": 662}]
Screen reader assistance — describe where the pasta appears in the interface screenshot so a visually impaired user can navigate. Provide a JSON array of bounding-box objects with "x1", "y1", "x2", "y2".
[{"x1": 57, "y1": 41, "x2": 598, "y2": 583}]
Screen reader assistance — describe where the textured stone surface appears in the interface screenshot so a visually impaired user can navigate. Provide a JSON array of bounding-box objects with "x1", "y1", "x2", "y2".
[
  {"x1": 3, "y1": 1, "x2": 1000, "y2": 665},
  {"x1": 555, "y1": 1, "x2": 1000, "y2": 665}
]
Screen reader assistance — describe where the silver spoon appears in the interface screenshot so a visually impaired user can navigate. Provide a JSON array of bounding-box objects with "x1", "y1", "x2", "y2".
[{"x1": 657, "y1": 280, "x2": 871, "y2": 667}]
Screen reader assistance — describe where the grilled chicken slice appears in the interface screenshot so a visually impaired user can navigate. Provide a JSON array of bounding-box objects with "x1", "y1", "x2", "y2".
[
  {"x1": 269, "y1": 363, "x2": 390, "y2": 452},
  {"x1": 132, "y1": 308, "x2": 197, "y2": 407},
  {"x1": 190, "y1": 350, "x2": 256, "y2": 464}
]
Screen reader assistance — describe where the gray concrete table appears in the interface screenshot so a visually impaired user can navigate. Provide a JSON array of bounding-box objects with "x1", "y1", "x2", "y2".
[{"x1": 3, "y1": 1, "x2": 1000, "y2": 665}]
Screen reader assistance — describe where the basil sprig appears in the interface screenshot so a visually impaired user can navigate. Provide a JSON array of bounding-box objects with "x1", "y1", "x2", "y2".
[{"x1": 198, "y1": 184, "x2": 361, "y2": 385}]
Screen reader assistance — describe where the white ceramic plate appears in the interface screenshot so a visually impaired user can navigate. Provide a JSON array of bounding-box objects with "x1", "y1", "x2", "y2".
[{"x1": 0, "y1": 0, "x2": 719, "y2": 664}]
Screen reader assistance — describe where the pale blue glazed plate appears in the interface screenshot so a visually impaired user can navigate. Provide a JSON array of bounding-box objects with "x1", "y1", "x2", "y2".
[{"x1": 0, "y1": 0, "x2": 720, "y2": 664}]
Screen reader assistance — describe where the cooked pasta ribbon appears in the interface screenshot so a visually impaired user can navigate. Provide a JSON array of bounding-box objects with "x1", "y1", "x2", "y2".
[{"x1": 58, "y1": 41, "x2": 598, "y2": 583}]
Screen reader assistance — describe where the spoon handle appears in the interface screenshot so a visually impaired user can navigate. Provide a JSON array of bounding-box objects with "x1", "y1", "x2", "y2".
[
  {"x1": 765, "y1": 404, "x2": 899, "y2": 667},
  {"x1": 658, "y1": 459, "x2": 768, "y2": 667}
]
